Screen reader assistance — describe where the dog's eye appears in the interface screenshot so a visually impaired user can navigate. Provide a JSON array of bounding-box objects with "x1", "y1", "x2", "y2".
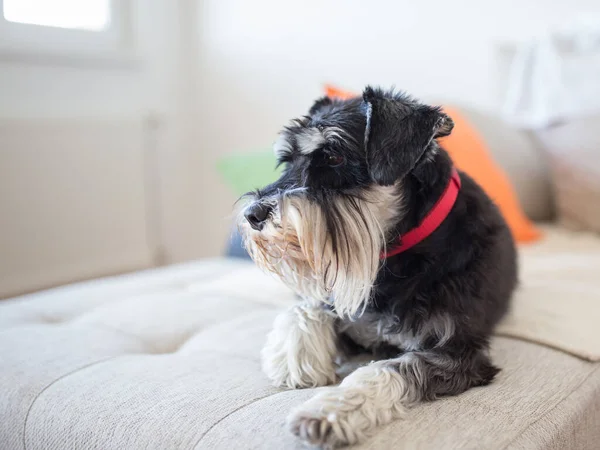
[{"x1": 327, "y1": 154, "x2": 345, "y2": 167}]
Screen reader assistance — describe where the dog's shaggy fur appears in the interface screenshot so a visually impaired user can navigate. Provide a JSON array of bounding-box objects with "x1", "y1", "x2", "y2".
[{"x1": 238, "y1": 87, "x2": 517, "y2": 448}]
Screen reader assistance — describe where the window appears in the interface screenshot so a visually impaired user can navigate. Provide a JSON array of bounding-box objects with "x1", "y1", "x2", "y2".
[
  {"x1": 0, "y1": 0, "x2": 134, "y2": 65},
  {"x1": 3, "y1": 0, "x2": 111, "y2": 31}
]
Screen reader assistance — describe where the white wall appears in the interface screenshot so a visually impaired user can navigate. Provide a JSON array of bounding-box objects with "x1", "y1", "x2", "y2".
[
  {"x1": 195, "y1": 0, "x2": 600, "y2": 254},
  {"x1": 0, "y1": 118, "x2": 153, "y2": 297},
  {"x1": 1, "y1": 0, "x2": 599, "y2": 295},
  {"x1": 0, "y1": 0, "x2": 209, "y2": 272},
  {"x1": 0, "y1": 1, "x2": 211, "y2": 296}
]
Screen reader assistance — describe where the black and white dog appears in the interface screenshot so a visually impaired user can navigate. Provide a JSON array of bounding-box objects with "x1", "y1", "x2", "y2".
[{"x1": 238, "y1": 87, "x2": 517, "y2": 448}]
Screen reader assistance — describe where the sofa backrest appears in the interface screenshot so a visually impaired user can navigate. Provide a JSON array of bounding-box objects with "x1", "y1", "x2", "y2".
[{"x1": 460, "y1": 108, "x2": 555, "y2": 222}]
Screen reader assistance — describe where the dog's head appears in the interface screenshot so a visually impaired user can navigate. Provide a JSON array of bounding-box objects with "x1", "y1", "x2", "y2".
[{"x1": 238, "y1": 87, "x2": 453, "y2": 317}]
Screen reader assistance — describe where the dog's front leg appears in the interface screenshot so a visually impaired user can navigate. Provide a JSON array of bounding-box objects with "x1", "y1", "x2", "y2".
[
  {"x1": 261, "y1": 302, "x2": 338, "y2": 389},
  {"x1": 288, "y1": 348, "x2": 498, "y2": 448}
]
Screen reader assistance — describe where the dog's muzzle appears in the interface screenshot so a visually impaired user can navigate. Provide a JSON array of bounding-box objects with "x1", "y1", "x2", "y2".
[{"x1": 244, "y1": 202, "x2": 271, "y2": 231}]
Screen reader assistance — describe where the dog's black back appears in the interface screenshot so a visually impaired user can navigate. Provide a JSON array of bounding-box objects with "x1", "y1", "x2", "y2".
[{"x1": 369, "y1": 150, "x2": 515, "y2": 347}]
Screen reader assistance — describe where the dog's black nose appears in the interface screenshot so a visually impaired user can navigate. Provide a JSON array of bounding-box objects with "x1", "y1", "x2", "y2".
[{"x1": 245, "y1": 203, "x2": 270, "y2": 231}]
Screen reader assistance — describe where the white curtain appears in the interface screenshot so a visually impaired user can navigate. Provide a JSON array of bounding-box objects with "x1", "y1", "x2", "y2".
[{"x1": 502, "y1": 18, "x2": 600, "y2": 129}]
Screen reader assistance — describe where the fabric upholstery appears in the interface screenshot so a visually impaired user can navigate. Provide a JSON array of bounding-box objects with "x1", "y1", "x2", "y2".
[
  {"x1": 1, "y1": 229, "x2": 599, "y2": 449},
  {"x1": 534, "y1": 116, "x2": 600, "y2": 234},
  {"x1": 496, "y1": 225, "x2": 600, "y2": 361},
  {"x1": 457, "y1": 107, "x2": 554, "y2": 222}
]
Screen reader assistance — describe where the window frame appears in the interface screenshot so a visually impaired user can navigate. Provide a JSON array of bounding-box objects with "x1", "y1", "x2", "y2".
[{"x1": 0, "y1": 0, "x2": 137, "y2": 67}]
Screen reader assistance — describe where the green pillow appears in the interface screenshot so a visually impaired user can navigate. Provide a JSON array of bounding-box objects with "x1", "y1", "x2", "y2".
[{"x1": 217, "y1": 150, "x2": 282, "y2": 196}]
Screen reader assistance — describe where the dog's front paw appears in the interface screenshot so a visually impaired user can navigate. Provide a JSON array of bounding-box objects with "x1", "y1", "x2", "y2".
[
  {"x1": 288, "y1": 413, "x2": 338, "y2": 449},
  {"x1": 261, "y1": 305, "x2": 338, "y2": 389},
  {"x1": 287, "y1": 388, "x2": 366, "y2": 448}
]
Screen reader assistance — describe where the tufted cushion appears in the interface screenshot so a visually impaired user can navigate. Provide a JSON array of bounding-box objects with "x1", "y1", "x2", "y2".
[{"x1": 1, "y1": 255, "x2": 600, "y2": 449}]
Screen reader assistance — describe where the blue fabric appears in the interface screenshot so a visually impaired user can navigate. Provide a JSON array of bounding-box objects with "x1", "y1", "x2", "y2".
[{"x1": 226, "y1": 229, "x2": 251, "y2": 259}]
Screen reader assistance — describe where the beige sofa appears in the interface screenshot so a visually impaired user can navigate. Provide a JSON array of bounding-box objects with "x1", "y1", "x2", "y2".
[{"x1": 1, "y1": 111, "x2": 600, "y2": 449}]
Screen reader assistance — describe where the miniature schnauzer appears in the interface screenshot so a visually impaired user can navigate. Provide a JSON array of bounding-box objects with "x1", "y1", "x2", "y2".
[{"x1": 238, "y1": 87, "x2": 517, "y2": 448}]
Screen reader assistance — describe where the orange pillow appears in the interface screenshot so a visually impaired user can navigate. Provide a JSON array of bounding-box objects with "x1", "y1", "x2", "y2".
[
  {"x1": 324, "y1": 85, "x2": 541, "y2": 243},
  {"x1": 439, "y1": 106, "x2": 541, "y2": 242},
  {"x1": 325, "y1": 85, "x2": 356, "y2": 100}
]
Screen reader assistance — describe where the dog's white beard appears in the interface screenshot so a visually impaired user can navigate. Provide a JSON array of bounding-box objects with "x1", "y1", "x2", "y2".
[{"x1": 241, "y1": 186, "x2": 399, "y2": 318}]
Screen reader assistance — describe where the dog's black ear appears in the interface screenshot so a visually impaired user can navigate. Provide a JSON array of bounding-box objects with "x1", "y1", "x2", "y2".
[
  {"x1": 309, "y1": 96, "x2": 333, "y2": 115},
  {"x1": 363, "y1": 86, "x2": 453, "y2": 185}
]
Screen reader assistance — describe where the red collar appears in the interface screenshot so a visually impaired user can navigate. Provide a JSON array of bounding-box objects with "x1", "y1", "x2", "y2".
[{"x1": 382, "y1": 168, "x2": 461, "y2": 259}]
